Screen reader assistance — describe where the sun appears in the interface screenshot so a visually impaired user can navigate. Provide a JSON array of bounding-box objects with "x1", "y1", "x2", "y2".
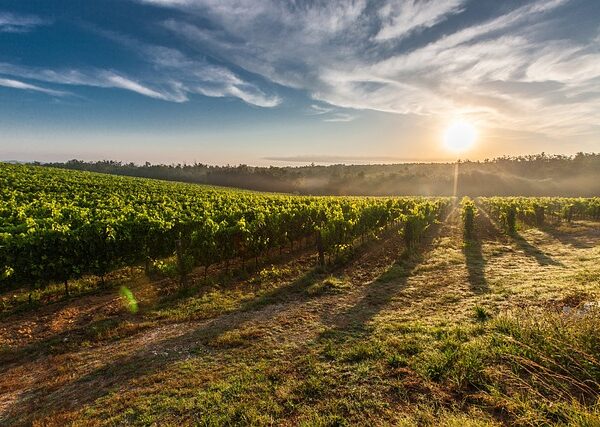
[{"x1": 443, "y1": 120, "x2": 477, "y2": 153}]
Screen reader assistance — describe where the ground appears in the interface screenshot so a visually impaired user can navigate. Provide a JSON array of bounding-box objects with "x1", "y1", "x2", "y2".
[{"x1": 1, "y1": 208, "x2": 599, "y2": 426}]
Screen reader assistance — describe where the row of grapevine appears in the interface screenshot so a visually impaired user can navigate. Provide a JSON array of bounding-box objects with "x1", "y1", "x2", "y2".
[
  {"x1": 516, "y1": 197, "x2": 600, "y2": 223},
  {"x1": 477, "y1": 197, "x2": 600, "y2": 233},
  {"x1": 0, "y1": 164, "x2": 449, "y2": 294},
  {"x1": 401, "y1": 201, "x2": 448, "y2": 251},
  {"x1": 461, "y1": 197, "x2": 477, "y2": 238},
  {"x1": 478, "y1": 198, "x2": 517, "y2": 233}
]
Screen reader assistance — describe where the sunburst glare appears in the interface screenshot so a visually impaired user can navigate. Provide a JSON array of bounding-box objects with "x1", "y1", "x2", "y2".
[{"x1": 443, "y1": 120, "x2": 477, "y2": 153}]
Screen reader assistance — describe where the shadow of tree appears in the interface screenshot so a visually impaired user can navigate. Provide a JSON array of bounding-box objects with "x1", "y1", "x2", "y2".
[
  {"x1": 0, "y1": 265, "x2": 325, "y2": 425},
  {"x1": 1, "y1": 227, "x2": 407, "y2": 424},
  {"x1": 463, "y1": 236, "x2": 487, "y2": 293},
  {"x1": 511, "y1": 232, "x2": 563, "y2": 266},
  {"x1": 461, "y1": 206, "x2": 504, "y2": 293},
  {"x1": 0, "y1": 316, "x2": 145, "y2": 366},
  {"x1": 0, "y1": 255, "x2": 320, "y2": 371},
  {"x1": 540, "y1": 224, "x2": 598, "y2": 249},
  {"x1": 317, "y1": 211, "x2": 450, "y2": 336},
  {"x1": 476, "y1": 204, "x2": 563, "y2": 267}
]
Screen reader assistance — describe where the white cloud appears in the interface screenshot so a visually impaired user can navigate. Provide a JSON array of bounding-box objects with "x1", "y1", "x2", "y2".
[
  {"x1": 375, "y1": 0, "x2": 466, "y2": 41},
  {"x1": 0, "y1": 52, "x2": 280, "y2": 106},
  {"x1": 308, "y1": 103, "x2": 356, "y2": 122},
  {"x1": 0, "y1": 11, "x2": 47, "y2": 33},
  {"x1": 0, "y1": 77, "x2": 67, "y2": 96},
  {"x1": 82, "y1": 28, "x2": 281, "y2": 107},
  {"x1": 225, "y1": 85, "x2": 280, "y2": 108},
  {"x1": 0, "y1": 17, "x2": 281, "y2": 107},
  {"x1": 145, "y1": 0, "x2": 597, "y2": 137},
  {"x1": 103, "y1": 73, "x2": 187, "y2": 102},
  {"x1": 323, "y1": 113, "x2": 356, "y2": 123},
  {"x1": 0, "y1": 63, "x2": 187, "y2": 102},
  {"x1": 309, "y1": 104, "x2": 333, "y2": 115},
  {"x1": 194, "y1": 82, "x2": 280, "y2": 107},
  {"x1": 526, "y1": 48, "x2": 600, "y2": 84}
]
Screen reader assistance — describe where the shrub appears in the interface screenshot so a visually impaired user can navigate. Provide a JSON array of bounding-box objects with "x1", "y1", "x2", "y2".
[{"x1": 461, "y1": 197, "x2": 477, "y2": 239}]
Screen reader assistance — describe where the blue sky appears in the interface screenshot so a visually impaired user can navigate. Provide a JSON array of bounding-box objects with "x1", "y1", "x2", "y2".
[{"x1": 1, "y1": 0, "x2": 599, "y2": 165}]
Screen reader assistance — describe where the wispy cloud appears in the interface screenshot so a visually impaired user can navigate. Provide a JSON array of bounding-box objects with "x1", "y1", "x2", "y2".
[
  {"x1": 375, "y1": 0, "x2": 466, "y2": 41},
  {"x1": 322, "y1": 113, "x2": 356, "y2": 123},
  {"x1": 309, "y1": 104, "x2": 333, "y2": 115},
  {"x1": 308, "y1": 104, "x2": 356, "y2": 122},
  {"x1": 0, "y1": 53, "x2": 278, "y2": 106},
  {"x1": 103, "y1": 73, "x2": 187, "y2": 102},
  {"x1": 0, "y1": 63, "x2": 187, "y2": 102},
  {"x1": 0, "y1": 11, "x2": 47, "y2": 33},
  {"x1": 0, "y1": 77, "x2": 67, "y2": 96},
  {"x1": 0, "y1": 19, "x2": 280, "y2": 107},
  {"x1": 140, "y1": 0, "x2": 600, "y2": 137},
  {"x1": 78, "y1": 27, "x2": 281, "y2": 107}
]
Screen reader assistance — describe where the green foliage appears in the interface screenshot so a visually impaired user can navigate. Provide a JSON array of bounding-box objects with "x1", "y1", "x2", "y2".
[
  {"x1": 400, "y1": 199, "x2": 448, "y2": 251},
  {"x1": 0, "y1": 163, "x2": 450, "y2": 293},
  {"x1": 479, "y1": 196, "x2": 600, "y2": 231},
  {"x1": 460, "y1": 197, "x2": 477, "y2": 239},
  {"x1": 152, "y1": 260, "x2": 179, "y2": 278}
]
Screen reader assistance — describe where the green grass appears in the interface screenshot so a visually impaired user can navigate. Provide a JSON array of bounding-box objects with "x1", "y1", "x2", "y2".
[
  {"x1": 473, "y1": 305, "x2": 490, "y2": 322},
  {"x1": 73, "y1": 308, "x2": 600, "y2": 425},
  {"x1": 306, "y1": 276, "x2": 351, "y2": 296},
  {"x1": 0, "y1": 272, "x2": 125, "y2": 317}
]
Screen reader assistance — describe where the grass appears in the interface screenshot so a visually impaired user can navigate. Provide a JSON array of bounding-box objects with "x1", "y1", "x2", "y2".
[
  {"x1": 208, "y1": 326, "x2": 264, "y2": 348},
  {"x1": 55, "y1": 310, "x2": 600, "y2": 425},
  {"x1": 306, "y1": 276, "x2": 351, "y2": 296},
  {"x1": 473, "y1": 305, "x2": 490, "y2": 322},
  {"x1": 0, "y1": 270, "x2": 128, "y2": 318},
  {"x1": 3, "y1": 214, "x2": 600, "y2": 425}
]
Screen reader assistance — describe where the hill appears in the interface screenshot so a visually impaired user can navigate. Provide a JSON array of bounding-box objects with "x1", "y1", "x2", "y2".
[{"x1": 44, "y1": 152, "x2": 600, "y2": 196}]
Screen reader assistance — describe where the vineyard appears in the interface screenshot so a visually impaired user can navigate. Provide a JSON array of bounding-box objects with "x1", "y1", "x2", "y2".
[
  {"x1": 0, "y1": 164, "x2": 449, "y2": 297},
  {"x1": 1, "y1": 164, "x2": 600, "y2": 426},
  {"x1": 478, "y1": 196, "x2": 600, "y2": 233}
]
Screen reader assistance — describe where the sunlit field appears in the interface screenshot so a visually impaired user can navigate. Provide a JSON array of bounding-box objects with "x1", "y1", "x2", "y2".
[{"x1": 1, "y1": 164, "x2": 599, "y2": 425}]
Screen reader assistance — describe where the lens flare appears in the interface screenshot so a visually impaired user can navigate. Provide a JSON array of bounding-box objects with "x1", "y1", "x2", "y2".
[{"x1": 120, "y1": 286, "x2": 138, "y2": 313}]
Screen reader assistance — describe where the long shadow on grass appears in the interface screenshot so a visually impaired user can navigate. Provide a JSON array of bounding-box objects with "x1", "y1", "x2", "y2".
[
  {"x1": 461, "y1": 209, "x2": 498, "y2": 293},
  {"x1": 477, "y1": 205, "x2": 563, "y2": 267},
  {"x1": 1, "y1": 229, "x2": 406, "y2": 424},
  {"x1": 317, "y1": 212, "x2": 449, "y2": 336},
  {"x1": 0, "y1": 264, "x2": 327, "y2": 425},
  {"x1": 510, "y1": 232, "x2": 563, "y2": 266},
  {"x1": 540, "y1": 223, "x2": 599, "y2": 249},
  {"x1": 0, "y1": 316, "x2": 152, "y2": 367},
  {"x1": 463, "y1": 236, "x2": 487, "y2": 293}
]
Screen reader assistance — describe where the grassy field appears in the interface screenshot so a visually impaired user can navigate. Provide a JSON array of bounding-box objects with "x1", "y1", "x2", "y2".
[{"x1": 1, "y1": 207, "x2": 599, "y2": 426}]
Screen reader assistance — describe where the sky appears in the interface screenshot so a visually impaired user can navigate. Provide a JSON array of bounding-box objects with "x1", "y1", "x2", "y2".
[{"x1": 0, "y1": 0, "x2": 599, "y2": 165}]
